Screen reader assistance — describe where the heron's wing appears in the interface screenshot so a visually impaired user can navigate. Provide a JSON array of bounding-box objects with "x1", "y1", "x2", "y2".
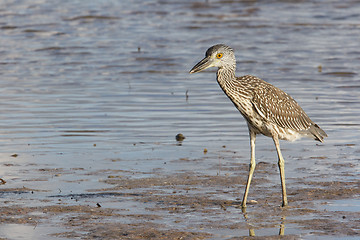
[{"x1": 251, "y1": 81, "x2": 313, "y2": 131}]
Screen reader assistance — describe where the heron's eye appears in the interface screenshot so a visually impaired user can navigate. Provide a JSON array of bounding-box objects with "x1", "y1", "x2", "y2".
[{"x1": 216, "y1": 53, "x2": 223, "y2": 59}]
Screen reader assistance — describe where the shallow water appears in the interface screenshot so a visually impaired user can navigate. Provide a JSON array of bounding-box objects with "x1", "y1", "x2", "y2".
[{"x1": 0, "y1": 0, "x2": 359, "y2": 239}]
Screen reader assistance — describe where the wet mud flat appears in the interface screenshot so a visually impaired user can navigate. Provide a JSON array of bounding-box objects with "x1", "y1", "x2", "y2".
[{"x1": 0, "y1": 159, "x2": 358, "y2": 239}]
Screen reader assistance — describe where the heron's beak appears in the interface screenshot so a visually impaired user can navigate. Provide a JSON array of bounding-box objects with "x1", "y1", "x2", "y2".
[{"x1": 189, "y1": 56, "x2": 214, "y2": 74}]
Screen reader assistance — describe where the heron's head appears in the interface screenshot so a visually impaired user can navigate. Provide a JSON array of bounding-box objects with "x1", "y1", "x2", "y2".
[{"x1": 189, "y1": 44, "x2": 236, "y2": 74}]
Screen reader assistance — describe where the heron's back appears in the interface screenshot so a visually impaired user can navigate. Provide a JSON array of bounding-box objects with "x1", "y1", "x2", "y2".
[{"x1": 217, "y1": 74, "x2": 327, "y2": 142}]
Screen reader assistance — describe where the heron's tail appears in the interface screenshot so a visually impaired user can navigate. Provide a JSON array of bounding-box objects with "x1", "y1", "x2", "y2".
[{"x1": 308, "y1": 123, "x2": 328, "y2": 143}]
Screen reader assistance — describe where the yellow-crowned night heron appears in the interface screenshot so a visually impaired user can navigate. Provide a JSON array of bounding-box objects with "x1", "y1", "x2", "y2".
[{"x1": 189, "y1": 44, "x2": 327, "y2": 208}]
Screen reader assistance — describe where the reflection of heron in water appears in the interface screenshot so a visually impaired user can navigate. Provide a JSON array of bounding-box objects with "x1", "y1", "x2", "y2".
[
  {"x1": 190, "y1": 44, "x2": 327, "y2": 208},
  {"x1": 241, "y1": 208, "x2": 285, "y2": 237}
]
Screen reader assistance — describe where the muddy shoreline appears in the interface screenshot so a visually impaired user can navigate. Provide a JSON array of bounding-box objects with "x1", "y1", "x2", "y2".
[{"x1": 0, "y1": 161, "x2": 358, "y2": 239}]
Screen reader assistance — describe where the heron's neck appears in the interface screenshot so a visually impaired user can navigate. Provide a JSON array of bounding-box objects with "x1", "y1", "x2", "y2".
[{"x1": 216, "y1": 67, "x2": 236, "y2": 87}]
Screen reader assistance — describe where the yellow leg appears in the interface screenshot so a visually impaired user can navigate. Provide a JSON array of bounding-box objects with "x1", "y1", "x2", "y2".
[
  {"x1": 273, "y1": 137, "x2": 288, "y2": 207},
  {"x1": 242, "y1": 129, "x2": 256, "y2": 208}
]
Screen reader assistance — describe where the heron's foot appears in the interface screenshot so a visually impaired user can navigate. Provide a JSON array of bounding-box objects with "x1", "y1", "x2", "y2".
[
  {"x1": 241, "y1": 199, "x2": 257, "y2": 209},
  {"x1": 281, "y1": 201, "x2": 289, "y2": 208}
]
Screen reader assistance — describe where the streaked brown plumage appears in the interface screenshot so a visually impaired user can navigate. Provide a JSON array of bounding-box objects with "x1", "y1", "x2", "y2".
[{"x1": 190, "y1": 44, "x2": 327, "y2": 208}]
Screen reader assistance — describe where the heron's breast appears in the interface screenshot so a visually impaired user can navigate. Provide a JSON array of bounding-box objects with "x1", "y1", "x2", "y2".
[{"x1": 233, "y1": 99, "x2": 269, "y2": 132}]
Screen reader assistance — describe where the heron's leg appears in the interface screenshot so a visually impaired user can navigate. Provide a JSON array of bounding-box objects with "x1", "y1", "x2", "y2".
[
  {"x1": 242, "y1": 129, "x2": 256, "y2": 208},
  {"x1": 273, "y1": 137, "x2": 288, "y2": 207}
]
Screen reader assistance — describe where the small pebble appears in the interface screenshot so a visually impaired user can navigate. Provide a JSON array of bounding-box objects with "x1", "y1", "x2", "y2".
[
  {"x1": 175, "y1": 133, "x2": 185, "y2": 141},
  {"x1": 318, "y1": 65, "x2": 322, "y2": 72}
]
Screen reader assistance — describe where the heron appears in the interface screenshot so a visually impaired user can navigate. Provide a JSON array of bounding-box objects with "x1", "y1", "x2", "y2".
[{"x1": 189, "y1": 44, "x2": 327, "y2": 208}]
